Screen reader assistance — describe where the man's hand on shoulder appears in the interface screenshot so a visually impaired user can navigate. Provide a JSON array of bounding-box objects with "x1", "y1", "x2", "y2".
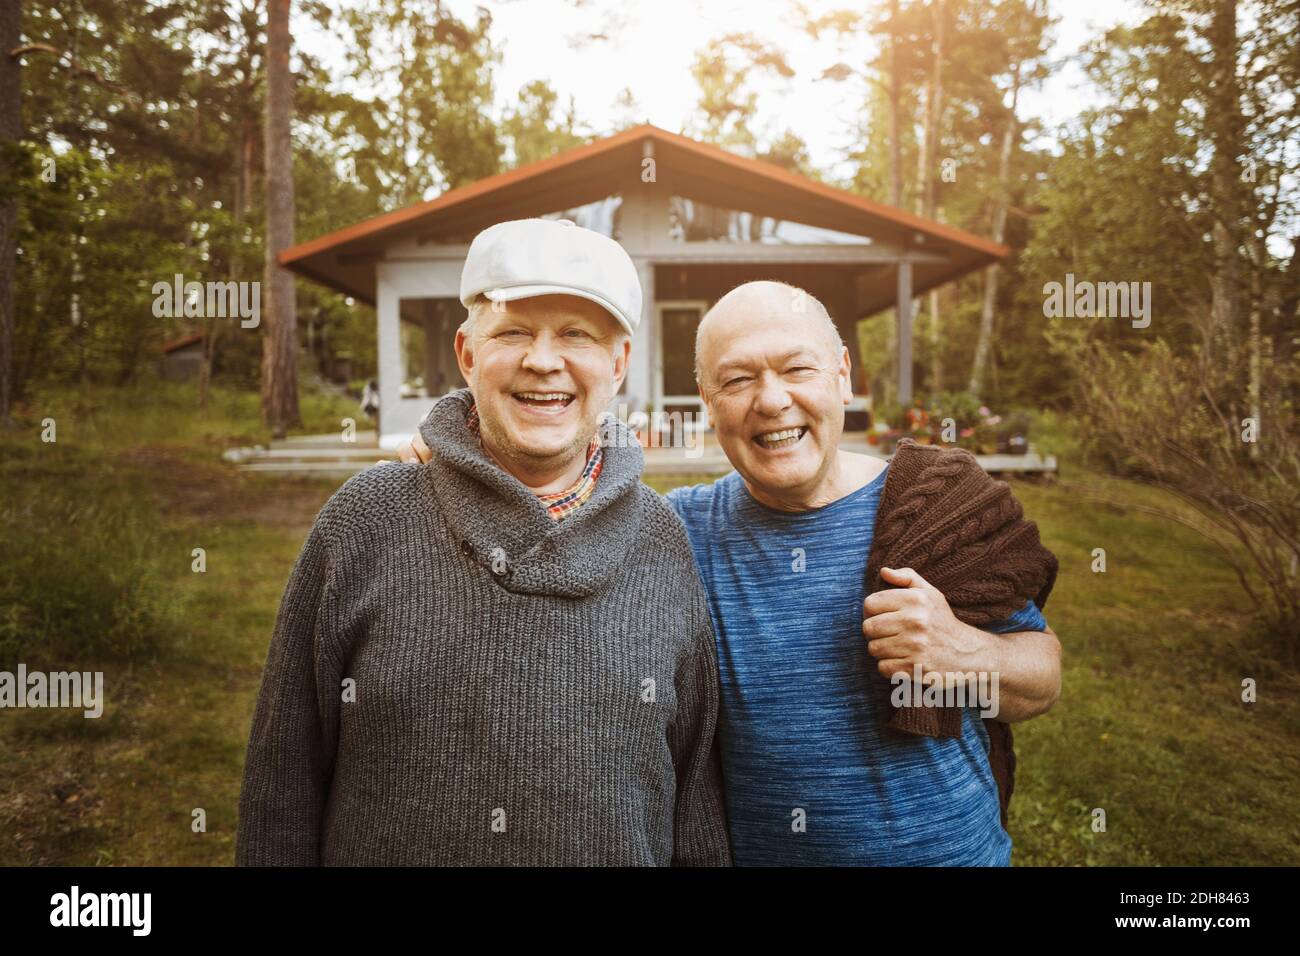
[
  {"x1": 371, "y1": 432, "x2": 432, "y2": 468},
  {"x1": 396, "y1": 432, "x2": 433, "y2": 465}
]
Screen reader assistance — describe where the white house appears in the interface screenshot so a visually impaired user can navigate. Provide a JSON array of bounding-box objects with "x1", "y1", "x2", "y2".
[{"x1": 279, "y1": 124, "x2": 1007, "y2": 448}]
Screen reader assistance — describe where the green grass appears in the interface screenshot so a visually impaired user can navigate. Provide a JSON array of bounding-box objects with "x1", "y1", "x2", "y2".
[
  {"x1": 1, "y1": 382, "x2": 1296, "y2": 865},
  {"x1": 15, "y1": 376, "x2": 361, "y2": 460},
  {"x1": 1001, "y1": 478, "x2": 1300, "y2": 864},
  {"x1": 1, "y1": 378, "x2": 348, "y2": 865}
]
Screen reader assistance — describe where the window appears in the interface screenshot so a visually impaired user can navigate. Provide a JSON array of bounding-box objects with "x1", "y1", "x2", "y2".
[
  {"x1": 398, "y1": 297, "x2": 467, "y2": 398},
  {"x1": 658, "y1": 301, "x2": 708, "y2": 405},
  {"x1": 539, "y1": 195, "x2": 623, "y2": 238},
  {"x1": 668, "y1": 196, "x2": 871, "y2": 245}
]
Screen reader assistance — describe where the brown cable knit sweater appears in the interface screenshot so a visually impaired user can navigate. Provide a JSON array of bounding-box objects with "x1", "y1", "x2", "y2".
[{"x1": 864, "y1": 438, "x2": 1060, "y2": 826}]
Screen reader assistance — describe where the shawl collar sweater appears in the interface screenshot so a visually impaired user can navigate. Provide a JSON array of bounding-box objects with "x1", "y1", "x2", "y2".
[{"x1": 236, "y1": 389, "x2": 732, "y2": 866}]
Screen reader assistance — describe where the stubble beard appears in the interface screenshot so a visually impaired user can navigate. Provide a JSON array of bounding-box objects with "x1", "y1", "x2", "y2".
[{"x1": 478, "y1": 401, "x2": 600, "y2": 479}]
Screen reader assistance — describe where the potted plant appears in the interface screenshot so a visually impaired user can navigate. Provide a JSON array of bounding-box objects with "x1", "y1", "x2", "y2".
[{"x1": 996, "y1": 410, "x2": 1034, "y2": 455}]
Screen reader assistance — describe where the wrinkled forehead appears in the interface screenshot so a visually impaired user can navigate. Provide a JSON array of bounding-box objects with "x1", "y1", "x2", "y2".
[
  {"x1": 700, "y1": 305, "x2": 835, "y2": 371},
  {"x1": 484, "y1": 293, "x2": 619, "y2": 329}
]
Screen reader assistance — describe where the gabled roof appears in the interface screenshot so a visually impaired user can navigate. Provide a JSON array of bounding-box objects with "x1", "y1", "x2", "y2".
[{"x1": 280, "y1": 123, "x2": 1007, "y2": 316}]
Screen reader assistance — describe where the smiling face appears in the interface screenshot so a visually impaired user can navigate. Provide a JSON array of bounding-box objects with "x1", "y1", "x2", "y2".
[
  {"x1": 455, "y1": 293, "x2": 630, "y2": 489},
  {"x1": 696, "y1": 283, "x2": 853, "y2": 510}
]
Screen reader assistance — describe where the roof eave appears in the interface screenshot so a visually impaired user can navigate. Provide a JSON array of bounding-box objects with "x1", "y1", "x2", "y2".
[{"x1": 279, "y1": 124, "x2": 1010, "y2": 272}]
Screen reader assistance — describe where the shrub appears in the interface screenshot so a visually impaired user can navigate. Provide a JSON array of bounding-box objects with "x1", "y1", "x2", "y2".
[{"x1": 1063, "y1": 334, "x2": 1299, "y2": 645}]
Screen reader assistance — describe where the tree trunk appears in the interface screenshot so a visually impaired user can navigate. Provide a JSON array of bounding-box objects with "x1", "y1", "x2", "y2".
[
  {"x1": 888, "y1": 0, "x2": 902, "y2": 209},
  {"x1": 969, "y1": 59, "x2": 1021, "y2": 398},
  {"x1": 203, "y1": 43, "x2": 258, "y2": 411},
  {"x1": 0, "y1": 0, "x2": 21, "y2": 427},
  {"x1": 1244, "y1": 226, "x2": 1284, "y2": 462},
  {"x1": 916, "y1": 0, "x2": 944, "y2": 221},
  {"x1": 1247, "y1": 263, "x2": 1260, "y2": 460},
  {"x1": 885, "y1": 0, "x2": 903, "y2": 410},
  {"x1": 1207, "y1": 0, "x2": 1242, "y2": 352},
  {"x1": 261, "y1": 0, "x2": 299, "y2": 437},
  {"x1": 202, "y1": 119, "x2": 255, "y2": 409},
  {"x1": 928, "y1": 285, "x2": 943, "y2": 394},
  {"x1": 922, "y1": 1, "x2": 945, "y2": 394}
]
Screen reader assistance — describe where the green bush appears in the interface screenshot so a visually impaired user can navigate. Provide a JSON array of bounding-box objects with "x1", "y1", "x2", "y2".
[{"x1": 929, "y1": 390, "x2": 983, "y2": 430}]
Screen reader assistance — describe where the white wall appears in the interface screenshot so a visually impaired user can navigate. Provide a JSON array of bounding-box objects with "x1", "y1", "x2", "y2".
[{"x1": 375, "y1": 257, "x2": 463, "y2": 447}]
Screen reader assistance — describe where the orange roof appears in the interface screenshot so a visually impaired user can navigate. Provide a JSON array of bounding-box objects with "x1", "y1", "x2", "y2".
[
  {"x1": 280, "y1": 124, "x2": 1007, "y2": 316},
  {"x1": 160, "y1": 332, "x2": 204, "y2": 354}
]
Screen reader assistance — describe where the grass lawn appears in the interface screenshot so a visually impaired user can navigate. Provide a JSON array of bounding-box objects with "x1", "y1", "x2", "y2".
[{"x1": 2, "y1": 381, "x2": 1297, "y2": 865}]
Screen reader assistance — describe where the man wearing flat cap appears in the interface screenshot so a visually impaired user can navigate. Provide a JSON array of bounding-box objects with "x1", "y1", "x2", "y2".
[{"x1": 236, "y1": 218, "x2": 732, "y2": 866}]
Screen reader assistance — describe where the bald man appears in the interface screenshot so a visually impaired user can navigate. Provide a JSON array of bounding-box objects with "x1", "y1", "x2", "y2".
[{"x1": 400, "y1": 280, "x2": 1061, "y2": 866}]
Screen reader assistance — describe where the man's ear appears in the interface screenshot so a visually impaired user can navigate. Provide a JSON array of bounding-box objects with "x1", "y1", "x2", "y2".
[
  {"x1": 697, "y1": 381, "x2": 715, "y2": 429},
  {"x1": 610, "y1": 335, "x2": 631, "y2": 392},
  {"x1": 454, "y1": 328, "x2": 475, "y2": 383},
  {"x1": 838, "y1": 345, "x2": 853, "y2": 405}
]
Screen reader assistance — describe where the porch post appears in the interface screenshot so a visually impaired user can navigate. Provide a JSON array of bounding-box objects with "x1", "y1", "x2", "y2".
[
  {"x1": 375, "y1": 265, "x2": 402, "y2": 439},
  {"x1": 624, "y1": 257, "x2": 655, "y2": 413},
  {"x1": 896, "y1": 259, "x2": 913, "y2": 407}
]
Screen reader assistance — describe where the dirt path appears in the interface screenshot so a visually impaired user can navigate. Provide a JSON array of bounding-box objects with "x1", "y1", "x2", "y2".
[{"x1": 124, "y1": 445, "x2": 339, "y2": 529}]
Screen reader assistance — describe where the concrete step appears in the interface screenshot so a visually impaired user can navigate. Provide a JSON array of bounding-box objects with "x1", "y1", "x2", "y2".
[
  {"x1": 239, "y1": 446, "x2": 387, "y2": 460},
  {"x1": 228, "y1": 435, "x2": 1055, "y2": 478},
  {"x1": 238, "y1": 461, "x2": 381, "y2": 475},
  {"x1": 272, "y1": 430, "x2": 378, "y2": 449}
]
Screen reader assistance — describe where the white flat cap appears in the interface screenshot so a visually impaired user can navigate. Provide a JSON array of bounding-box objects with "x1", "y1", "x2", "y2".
[{"x1": 459, "y1": 218, "x2": 642, "y2": 336}]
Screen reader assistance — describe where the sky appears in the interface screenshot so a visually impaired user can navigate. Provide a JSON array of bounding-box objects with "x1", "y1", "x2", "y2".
[
  {"x1": 444, "y1": 0, "x2": 1138, "y2": 178},
  {"x1": 295, "y1": 1, "x2": 1293, "y2": 257},
  {"x1": 300, "y1": 0, "x2": 1148, "y2": 185}
]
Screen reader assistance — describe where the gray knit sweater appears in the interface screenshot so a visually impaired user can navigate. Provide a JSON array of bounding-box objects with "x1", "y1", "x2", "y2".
[{"x1": 235, "y1": 389, "x2": 732, "y2": 866}]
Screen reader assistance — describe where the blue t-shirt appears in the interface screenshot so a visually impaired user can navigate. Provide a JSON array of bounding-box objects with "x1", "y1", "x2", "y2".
[{"x1": 667, "y1": 465, "x2": 1047, "y2": 866}]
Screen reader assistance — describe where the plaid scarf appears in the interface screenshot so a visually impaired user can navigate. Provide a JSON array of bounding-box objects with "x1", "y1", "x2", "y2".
[{"x1": 465, "y1": 401, "x2": 603, "y2": 521}]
